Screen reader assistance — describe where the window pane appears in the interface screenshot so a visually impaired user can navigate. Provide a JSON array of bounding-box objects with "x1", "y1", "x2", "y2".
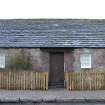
[
  {"x1": 80, "y1": 54, "x2": 91, "y2": 68},
  {"x1": 0, "y1": 54, "x2": 5, "y2": 68}
]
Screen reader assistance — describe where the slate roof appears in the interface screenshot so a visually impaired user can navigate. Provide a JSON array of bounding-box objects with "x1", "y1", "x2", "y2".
[{"x1": 0, "y1": 19, "x2": 105, "y2": 48}]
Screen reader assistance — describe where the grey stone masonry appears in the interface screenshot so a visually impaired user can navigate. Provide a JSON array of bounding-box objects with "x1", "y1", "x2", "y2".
[{"x1": 0, "y1": 48, "x2": 49, "y2": 71}]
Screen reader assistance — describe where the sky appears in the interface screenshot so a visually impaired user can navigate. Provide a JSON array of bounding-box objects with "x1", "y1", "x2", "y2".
[{"x1": 0, "y1": 0, "x2": 105, "y2": 19}]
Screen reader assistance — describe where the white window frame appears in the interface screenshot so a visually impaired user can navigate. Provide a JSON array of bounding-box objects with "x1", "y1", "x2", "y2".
[
  {"x1": 80, "y1": 54, "x2": 91, "y2": 69},
  {"x1": 0, "y1": 54, "x2": 5, "y2": 69}
]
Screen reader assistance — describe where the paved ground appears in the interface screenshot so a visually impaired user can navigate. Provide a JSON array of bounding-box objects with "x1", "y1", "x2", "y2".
[
  {"x1": 0, "y1": 89, "x2": 105, "y2": 103},
  {"x1": 0, "y1": 103, "x2": 105, "y2": 105}
]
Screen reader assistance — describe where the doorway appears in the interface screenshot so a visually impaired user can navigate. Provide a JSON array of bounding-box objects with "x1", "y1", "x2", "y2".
[{"x1": 49, "y1": 52, "x2": 64, "y2": 88}]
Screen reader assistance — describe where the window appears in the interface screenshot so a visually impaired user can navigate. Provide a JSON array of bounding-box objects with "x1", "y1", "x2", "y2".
[
  {"x1": 0, "y1": 54, "x2": 5, "y2": 68},
  {"x1": 80, "y1": 54, "x2": 91, "y2": 68}
]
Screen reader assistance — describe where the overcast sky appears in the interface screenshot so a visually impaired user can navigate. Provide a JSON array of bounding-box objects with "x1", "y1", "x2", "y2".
[{"x1": 0, "y1": 0, "x2": 105, "y2": 19}]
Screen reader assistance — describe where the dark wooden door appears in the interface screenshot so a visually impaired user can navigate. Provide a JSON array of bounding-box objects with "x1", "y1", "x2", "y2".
[{"x1": 49, "y1": 52, "x2": 64, "y2": 88}]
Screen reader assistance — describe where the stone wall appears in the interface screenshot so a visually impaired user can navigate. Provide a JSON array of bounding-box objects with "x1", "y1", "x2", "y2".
[
  {"x1": 64, "y1": 48, "x2": 105, "y2": 71},
  {"x1": 0, "y1": 48, "x2": 105, "y2": 72},
  {"x1": 0, "y1": 48, "x2": 49, "y2": 72}
]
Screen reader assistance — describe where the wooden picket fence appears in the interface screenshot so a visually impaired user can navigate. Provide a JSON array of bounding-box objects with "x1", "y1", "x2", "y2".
[
  {"x1": 65, "y1": 70, "x2": 105, "y2": 90},
  {"x1": 0, "y1": 70, "x2": 48, "y2": 90}
]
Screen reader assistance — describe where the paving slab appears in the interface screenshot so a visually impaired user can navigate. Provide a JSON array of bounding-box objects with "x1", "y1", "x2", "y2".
[{"x1": 0, "y1": 89, "x2": 105, "y2": 103}]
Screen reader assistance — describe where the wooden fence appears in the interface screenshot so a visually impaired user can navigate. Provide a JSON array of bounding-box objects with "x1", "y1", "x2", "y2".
[
  {"x1": 0, "y1": 70, "x2": 48, "y2": 90},
  {"x1": 65, "y1": 70, "x2": 105, "y2": 90}
]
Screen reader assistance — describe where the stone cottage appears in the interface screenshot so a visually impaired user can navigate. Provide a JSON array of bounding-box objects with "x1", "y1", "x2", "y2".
[{"x1": 0, "y1": 19, "x2": 105, "y2": 88}]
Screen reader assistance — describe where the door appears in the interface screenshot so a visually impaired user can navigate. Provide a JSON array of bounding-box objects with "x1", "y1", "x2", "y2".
[{"x1": 49, "y1": 52, "x2": 64, "y2": 88}]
